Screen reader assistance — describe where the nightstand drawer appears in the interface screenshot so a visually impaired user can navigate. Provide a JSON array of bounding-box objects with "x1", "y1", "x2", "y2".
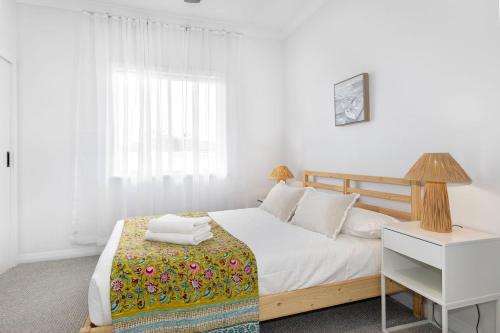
[{"x1": 383, "y1": 229, "x2": 442, "y2": 269}]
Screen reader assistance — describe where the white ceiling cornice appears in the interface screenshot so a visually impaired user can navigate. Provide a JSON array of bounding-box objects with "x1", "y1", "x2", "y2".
[
  {"x1": 281, "y1": 0, "x2": 327, "y2": 38},
  {"x1": 16, "y1": 0, "x2": 326, "y2": 40},
  {"x1": 16, "y1": 0, "x2": 279, "y2": 39}
]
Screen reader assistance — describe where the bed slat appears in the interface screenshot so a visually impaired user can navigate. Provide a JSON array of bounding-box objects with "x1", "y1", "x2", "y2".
[
  {"x1": 348, "y1": 187, "x2": 411, "y2": 203},
  {"x1": 304, "y1": 181, "x2": 343, "y2": 192},
  {"x1": 354, "y1": 202, "x2": 412, "y2": 220},
  {"x1": 304, "y1": 171, "x2": 411, "y2": 186}
]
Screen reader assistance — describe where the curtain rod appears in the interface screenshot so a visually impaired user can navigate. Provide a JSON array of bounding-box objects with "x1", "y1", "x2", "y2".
[{"x1": 82, "y1": 10, "x2": 244, "y2": 37}]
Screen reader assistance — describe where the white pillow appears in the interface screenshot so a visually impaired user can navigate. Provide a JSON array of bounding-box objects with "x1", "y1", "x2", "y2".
[
  {"x1": 259, "y1": 182, "x2": 305, "y2": 222},
  {"x1": 342, "y1": 208, "x2": 400, "y2": 239},
  {"x1": 290, "y1": 189, "x2": 359, "y2": 238}
]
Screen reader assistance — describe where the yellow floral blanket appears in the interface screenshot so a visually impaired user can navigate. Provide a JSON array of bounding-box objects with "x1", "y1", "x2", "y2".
[{"x1": 110, "y1": 213, "x2": 259, "y2": 333}]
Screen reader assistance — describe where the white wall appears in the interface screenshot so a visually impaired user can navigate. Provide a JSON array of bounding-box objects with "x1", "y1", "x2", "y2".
[
  {"x1": 284, "y1": 0, "x2": 500, "y2": 332},
  {"x1": 0, "y1": 0, "x2": 17, "y2": 275},
  {"x1": 16, "y1": 4, "x2": 284, "y2": 261},
  {"x1": 238, "y1": 37, "x2": 285, "y2": 206},
  {"x1": 0, "y1": 0, "x2": 16, "y2": 60}
]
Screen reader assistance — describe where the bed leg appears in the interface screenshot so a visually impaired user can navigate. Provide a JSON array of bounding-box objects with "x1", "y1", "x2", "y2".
[{"x1": 412, "y1": 293, "x2": 425, "y2": 320}]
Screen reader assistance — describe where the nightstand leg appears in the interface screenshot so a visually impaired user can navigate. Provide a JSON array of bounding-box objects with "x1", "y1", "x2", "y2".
[
  {"x1": 442, "y1": 306, "x2": 448, "y2": 333},
  {"x1": 381, "y1": 276, "x2": 387, "y2": 331}
]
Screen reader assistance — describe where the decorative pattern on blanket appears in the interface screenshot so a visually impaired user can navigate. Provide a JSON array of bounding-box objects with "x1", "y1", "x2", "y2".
[{"x1": 110, "y1": 213, "x2": 259, "y2": 333}]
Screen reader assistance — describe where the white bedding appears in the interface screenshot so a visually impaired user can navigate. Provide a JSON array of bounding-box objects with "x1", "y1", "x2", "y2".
[{"x1": 88, "y1": 208, "x2": 381, "y2": 326}]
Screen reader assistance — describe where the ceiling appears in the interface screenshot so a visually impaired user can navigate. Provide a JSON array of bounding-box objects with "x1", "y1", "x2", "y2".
[
  {"x1": 104, "y1": 0, "x2": 327, "y2": 34},
  {"x1": 18, "y1": 0, "x2": 327, "y2": 38}
]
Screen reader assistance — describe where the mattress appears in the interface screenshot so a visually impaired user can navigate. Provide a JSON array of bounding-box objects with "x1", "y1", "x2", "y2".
[{"x1": 88, "y1": 208, "x2": 381, "y2": 326}]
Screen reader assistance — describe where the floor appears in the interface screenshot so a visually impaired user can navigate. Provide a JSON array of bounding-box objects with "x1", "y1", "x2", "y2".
[{"x1": 0, "y1": 256, "x2": 440, "y2": 333}]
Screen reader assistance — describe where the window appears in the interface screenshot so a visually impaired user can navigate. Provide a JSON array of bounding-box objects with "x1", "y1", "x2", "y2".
[{"x1": 111, "y1": 68, "x2": 227, "y2": 178}]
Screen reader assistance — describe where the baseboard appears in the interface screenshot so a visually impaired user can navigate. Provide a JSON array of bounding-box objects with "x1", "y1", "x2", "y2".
[
  {"x1": 436, "y1": 310, "x2": 484, "y2": 333},
  {"x1": 0, "y1": 264, "x2": 15, "y2": 275},
  {"x1": 392, "y1": 293, "x2": 489, "y2": 333},
  {"x1": 425, "y1": 301, "x2": 487, "y2": 333},
  {"x1": 17, "y1": 246, "x2": 104, "y2": 264},
  {"x1": 448, "y1": 314, "x2": 483, "y2": 333},
  {"x1": 392, "y1": 294, "x2": 484, "y2": 333}
]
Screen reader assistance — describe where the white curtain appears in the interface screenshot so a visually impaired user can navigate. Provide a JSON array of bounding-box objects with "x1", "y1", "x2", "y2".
[{"x1": 72, "y1": 12, "x2": 242, "y2": 245}]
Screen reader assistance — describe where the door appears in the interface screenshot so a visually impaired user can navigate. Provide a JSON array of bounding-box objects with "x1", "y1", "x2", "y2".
[{"x1": 0, "y1": 56, "x2": 13, "y2": 274}]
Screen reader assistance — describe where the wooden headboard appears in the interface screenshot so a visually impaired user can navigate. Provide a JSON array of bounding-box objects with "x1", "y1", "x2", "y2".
[{"x1": 303, "y1": 170, "x2": 422, "y2": 221}]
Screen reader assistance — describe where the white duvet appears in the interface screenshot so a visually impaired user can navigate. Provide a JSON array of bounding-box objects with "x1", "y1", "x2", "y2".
[{"x1": 88, "y1": 208, "x2": 381, "y2": 326}]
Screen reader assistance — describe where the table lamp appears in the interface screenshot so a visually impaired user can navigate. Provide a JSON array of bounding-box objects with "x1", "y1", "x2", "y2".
[
  {"x1": 405, "y1": 153, "x2": 471, "y2": 233},
  {"x1": 270, "y1": 165, "x2": 294, "y2": 183}
]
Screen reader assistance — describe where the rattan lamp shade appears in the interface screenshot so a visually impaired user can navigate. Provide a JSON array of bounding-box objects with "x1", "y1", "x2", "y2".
[
  {"x1": 405, "y1": 153, "x2": 471, "y2": 184},
  {"x1": 405, "y1": 153, "x2": 471, "y2": 233},
  {"x1": 270, "y1": 165, "x2": 294, "y2": 183}
]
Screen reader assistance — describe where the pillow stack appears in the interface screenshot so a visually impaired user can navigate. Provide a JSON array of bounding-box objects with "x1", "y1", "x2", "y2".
[
  {"x1": 259, "y1": 182, "x2": 361, "y2": 239},
  {"x1": 145, "y1": 215, "x2": 213, "y2": 245},
  {"x1": 259, "y1": 181, "x2": 401, "y2": 239}
]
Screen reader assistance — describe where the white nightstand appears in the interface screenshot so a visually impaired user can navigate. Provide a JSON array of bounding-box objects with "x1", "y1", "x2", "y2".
[{"x1": 381, "y1": 221, "x2": 500, "y2": 333}]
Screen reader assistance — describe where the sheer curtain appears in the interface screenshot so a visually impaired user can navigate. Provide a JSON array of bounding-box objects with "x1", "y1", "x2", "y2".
[{"x1": 72, "y1": 12, "x2": 242, "y2": 245}]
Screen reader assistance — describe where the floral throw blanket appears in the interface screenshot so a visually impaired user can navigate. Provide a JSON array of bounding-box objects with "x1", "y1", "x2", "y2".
[{"x1": 110, "y1": 213, "x2": 259, "y2": 333}]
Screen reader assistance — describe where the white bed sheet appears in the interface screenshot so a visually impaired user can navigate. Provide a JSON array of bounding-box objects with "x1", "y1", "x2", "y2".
[{"x1": 88, "y1": 208, "x2": 381, "y2": 326}]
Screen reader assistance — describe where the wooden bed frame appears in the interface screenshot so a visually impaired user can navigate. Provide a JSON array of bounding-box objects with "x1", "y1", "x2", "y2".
[{"x1": 81, "y1": 170, "x2": 424, "y2": 333}]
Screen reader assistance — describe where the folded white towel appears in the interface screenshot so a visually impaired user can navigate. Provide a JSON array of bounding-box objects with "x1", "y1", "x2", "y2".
[
  {"x1": 148, "y1": 215, "x2": 211, "y2": 234},
  {"x1": 145, "y1": 230, "x2": 213, "y2": 245}
]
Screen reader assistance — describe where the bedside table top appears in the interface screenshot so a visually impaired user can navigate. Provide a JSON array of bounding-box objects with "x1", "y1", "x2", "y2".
[{"x1": 384, "y1": 221, "x2": 500, "y2": 246}]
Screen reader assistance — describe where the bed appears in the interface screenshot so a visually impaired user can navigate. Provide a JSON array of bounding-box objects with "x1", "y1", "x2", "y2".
[{"x1": 81, "y1": 170, "x2": 424, "y2": 333}]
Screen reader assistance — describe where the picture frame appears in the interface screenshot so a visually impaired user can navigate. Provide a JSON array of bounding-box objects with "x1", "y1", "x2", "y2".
[{"x1": 334, "y1": 73, "x2": 370, "y2": 126}]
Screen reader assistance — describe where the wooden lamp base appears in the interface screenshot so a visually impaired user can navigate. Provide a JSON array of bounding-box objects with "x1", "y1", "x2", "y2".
[{"x1": 421, "y1": 182, "x2": 452, "y2": 233}]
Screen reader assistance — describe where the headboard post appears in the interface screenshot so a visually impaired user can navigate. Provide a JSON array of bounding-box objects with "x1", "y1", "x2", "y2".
[
  {"x1": 343, "y1": 179, "x2": 350, "y2": 194},
  {"x1": 410, "y1": 182, "x2": 422, "y2": 220},
  {"x1": 303, "y1": 173, "x2": 309, "y2": 186}
]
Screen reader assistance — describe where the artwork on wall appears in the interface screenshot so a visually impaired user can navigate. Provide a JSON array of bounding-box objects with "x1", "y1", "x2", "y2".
[{"x1": 334, "y1": 73, "x2": 370, "y2": 126}]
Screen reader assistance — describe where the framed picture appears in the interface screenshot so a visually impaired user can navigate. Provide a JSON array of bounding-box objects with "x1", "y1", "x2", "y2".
[{"x1": 334, "y1": 73, "x2": 370, "y2": 126}]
